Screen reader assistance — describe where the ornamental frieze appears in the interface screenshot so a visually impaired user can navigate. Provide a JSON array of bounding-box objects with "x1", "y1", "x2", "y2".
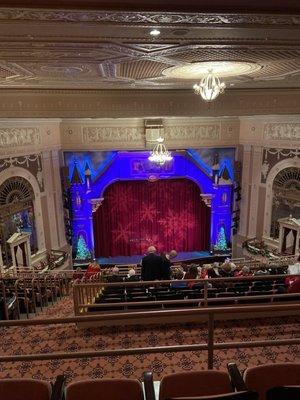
[
  {"x1": 164, "y1": 125, "x2": 220, "y2": 141},
  {"x1": 264, "y1": 123, "x2": 300, "y2": 141},
  {"x1": 82, "y1": 127, "x2": 144, "y2": 143},
  {"x1": 0, "y1": 128, "x2": 41, "y2": 148}
]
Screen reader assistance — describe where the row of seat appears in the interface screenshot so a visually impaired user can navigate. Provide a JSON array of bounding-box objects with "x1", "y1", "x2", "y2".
[
  {"x1": 3, "y1": 362, "x2": 299, "y2": 400},
  {"x1": 0, "y1": 274, "x2": 70, "y2": 319}
]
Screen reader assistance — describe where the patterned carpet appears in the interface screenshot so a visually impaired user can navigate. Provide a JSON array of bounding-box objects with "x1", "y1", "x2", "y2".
[{"x1": 0, "y1": 295, "x2": 299, "y2": 384}]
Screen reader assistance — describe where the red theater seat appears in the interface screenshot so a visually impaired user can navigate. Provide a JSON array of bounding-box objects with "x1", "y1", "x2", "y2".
[
  {"x1": 66, "y1": 378, "x2": 144, "y2": 400},
  {"x1": 243, "y1": 363, "x2": 300, "y2": 400},
  {"x1": 159, "y1": 371, "x2": 232, "y2": 400},
  {"x1": 0, "y1": 379, "x2": 51, "y2": 400}
]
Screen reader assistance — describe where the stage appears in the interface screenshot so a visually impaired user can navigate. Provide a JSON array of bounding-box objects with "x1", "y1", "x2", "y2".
[{"x1": 95, "y1": 250, "x2": 231, "y2": 266}]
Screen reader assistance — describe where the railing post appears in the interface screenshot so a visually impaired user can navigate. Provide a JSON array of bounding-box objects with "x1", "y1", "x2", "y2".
[
  {"x1": 204, "y1": 280, "x2": 208, "y2": 307},
  {"x1": 207, "y1": 313, "x2": 214, "y2": 370}
]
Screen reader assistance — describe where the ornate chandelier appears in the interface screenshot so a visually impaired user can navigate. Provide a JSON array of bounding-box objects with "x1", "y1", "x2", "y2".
[
  {"x1": 193, "y1": 70, "x2": 226, "y2": 102},
  {"x1": 148, "y1": 137, "x2": 173, "y2": 165}
]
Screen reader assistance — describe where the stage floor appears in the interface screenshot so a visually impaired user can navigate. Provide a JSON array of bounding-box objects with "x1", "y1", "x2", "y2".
[{"x1": 96, "y1": 250, "x2": 230, "y2": 266}]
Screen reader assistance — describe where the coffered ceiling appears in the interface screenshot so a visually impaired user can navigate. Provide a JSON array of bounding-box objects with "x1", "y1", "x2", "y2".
[{"x1": 0, "y1": 2, "x2": 299, "y2": 91}]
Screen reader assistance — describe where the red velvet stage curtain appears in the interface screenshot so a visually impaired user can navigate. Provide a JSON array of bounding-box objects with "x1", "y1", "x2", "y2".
[{"x1": 93, "y1": 179, "x2": 210, "y2": 257}]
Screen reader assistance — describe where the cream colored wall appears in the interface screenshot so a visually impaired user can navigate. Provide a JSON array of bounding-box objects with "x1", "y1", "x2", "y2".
[
  {"x1": 237, "y1": 116, "x2": 300, "y2": 253},
  {"x1": 0, "y1": 115, "x2": 298, "y2": 258}
]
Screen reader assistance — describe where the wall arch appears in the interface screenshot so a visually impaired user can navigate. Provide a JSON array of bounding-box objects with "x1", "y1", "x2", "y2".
[
  {"x1": 0, "y1": 166, "x2": 46, "y2": 252},
  {"x1": 263, "y1": 157, "x2": 300, "y2": 239}
]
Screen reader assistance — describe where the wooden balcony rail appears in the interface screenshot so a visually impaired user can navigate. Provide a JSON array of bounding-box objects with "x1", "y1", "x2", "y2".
[{"x1": 0, "y1": 303, "x2": 299, "y2": 369}]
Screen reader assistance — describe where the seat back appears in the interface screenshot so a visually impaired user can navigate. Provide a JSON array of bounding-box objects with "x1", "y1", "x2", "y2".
[
  {"x1": 0, "y1": 379, "x2": 51, "y2": 400},
  {"x1": 66, "y1": 378, "x2": 144, "y2": 400},
  {"x1": 166, "y1": 391, "x2": 258, "y2": 400},
  {"x1": 159, "y1": 371, "x2": 232, "y2": 400},
  {"x1": 266, "y1": 385, "x2": 300, "y2": 400},
  {"x1": 244, "y1": 363, "x2": 300, "y2": 400}
]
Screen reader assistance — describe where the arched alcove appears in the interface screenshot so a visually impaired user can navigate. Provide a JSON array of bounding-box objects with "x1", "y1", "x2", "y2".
[
  {"x1": 0, "y1": 167, "x2": 46, "y2": 263},
  {"x1": 263, "y1": 157, "x2": 300, "y2": 239}
]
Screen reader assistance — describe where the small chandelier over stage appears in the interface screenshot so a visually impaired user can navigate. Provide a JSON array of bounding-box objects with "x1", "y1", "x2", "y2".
[
  {"x1": 193, "y1": 70, "x2": 226, "y2": 102},
  {"x1": 148, "y1": 137, "x2": 173, "y2": 165}
]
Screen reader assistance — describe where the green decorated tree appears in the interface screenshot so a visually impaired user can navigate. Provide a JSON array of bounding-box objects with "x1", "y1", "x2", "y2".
[
  {"x1": 214, "y1": 226, "x2": 228, "y2": 251},
  {"x1": 75, "y1": 235, "x2": 91, "y2": 260}
]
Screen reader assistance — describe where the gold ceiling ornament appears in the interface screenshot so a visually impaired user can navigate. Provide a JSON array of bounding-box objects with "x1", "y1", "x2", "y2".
[
  {"x1": 148, "y1": 137, "x2": 173, "y2": 165},
  {"x1": 193, "y1": 70, "x2": 226, "y2": 102}
]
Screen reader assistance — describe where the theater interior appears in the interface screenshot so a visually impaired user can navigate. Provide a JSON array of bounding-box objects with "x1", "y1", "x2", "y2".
[{"x1": 0, "y1": 1, "x2": 299, "y2": 399}]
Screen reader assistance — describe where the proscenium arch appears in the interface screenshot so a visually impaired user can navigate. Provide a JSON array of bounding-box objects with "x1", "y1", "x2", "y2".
[
  {"x1": 263, "y1": 157, "x2": 300, "y2": 239},
  {"x1": 0, "y1": 167, "x2": 46, "y2": 252},
  {"x1": 91, "y1": 152, "x2": 213, "y2": 199}
]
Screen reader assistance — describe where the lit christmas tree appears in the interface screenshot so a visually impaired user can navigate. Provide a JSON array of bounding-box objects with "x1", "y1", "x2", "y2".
[
  {"x1": 75, "y1": 235, "x2": 91, "y2": 260},
  {"x1": 214, "y1": 226, "x2": 228, "y2": 251}
]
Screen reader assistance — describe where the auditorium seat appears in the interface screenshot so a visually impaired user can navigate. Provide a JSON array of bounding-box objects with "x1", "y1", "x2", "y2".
[
  {"x1": 164, "y1": 392, "x2": 258, "y2": 400},
  {"x1": 157, "y1": 370, "x2": 233, "y2": 400},
  {"x1": 66, "y1": 378, "x2": 144, "y2": 400},
  {"x1": 228, "y1": 362, "x2": 300, "y2": 400},
  {"x1": 0, "y1": 378, "x2": 52, "y2": 400}
]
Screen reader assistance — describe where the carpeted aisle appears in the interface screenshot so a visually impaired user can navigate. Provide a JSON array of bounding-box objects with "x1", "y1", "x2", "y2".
[{"x1": 0, "y1": 295, "x2": 299, "y2": 383}]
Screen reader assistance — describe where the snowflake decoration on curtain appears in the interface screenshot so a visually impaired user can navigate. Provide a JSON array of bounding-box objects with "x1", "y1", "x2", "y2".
[
  {"x1": 112, "y1": 223, "x2": 133, "y2": 243},
  {"x1": 140, "y1": 203, "x2": 157, "y2": 222}
]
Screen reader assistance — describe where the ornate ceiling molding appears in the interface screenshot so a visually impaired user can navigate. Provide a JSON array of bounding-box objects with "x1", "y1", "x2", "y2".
[
  {"x1": 0, "y1": 8, "x2": 299, "y2": 26},
  {"x1": 0, "y1": 89, "x2": 299, "y2": 118}
]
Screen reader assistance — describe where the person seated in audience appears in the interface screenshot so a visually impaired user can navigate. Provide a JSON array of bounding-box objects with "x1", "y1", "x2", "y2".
[
  {"x1": 141, "y1": 246, "x2": 163, "y2": 281},
  {"x1": 285, "y1": 257, "x2": 300, "y2": 293},
  {"x1": 254, "y1": 265, "x2": 270, "y2": 275},
  {"x1": 161, "y1": 249, "x2": 177, "y2": 280},
  {"x1": 85, "y1": 261, "x2": 101, "y2": 278},
  {"x1": 184, "y1": 264, "x2": 200, "y2": 288},
  {"x1": 170, "y1": 267, "x2": 187, "y2": 289},
  {"x1": 207, "y1": 262, "x2": 220, "y2": 278},
  {"x1": 73, "y1": 267, "x2": 84, "y2": 280},
  {"x1": 125, "y1": 268, "x2": 140, "y2": 282},
  {"x1": 235, "y1": 265, "x2": 252, "y2": 277},
  {"x1": 107, "y1": 266, "x2": 124, "y2": 282},
  {"x1": 219, "y1": 260, "x2": 234, "y2": 277}
]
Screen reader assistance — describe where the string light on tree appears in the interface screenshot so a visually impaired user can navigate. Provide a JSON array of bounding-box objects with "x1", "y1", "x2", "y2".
[
  {"x1": 75, "y1": 235, "x2": 91, "y2": 260},
  {"x1": 214, "y1": 226, "x2": 228, "y2": 251}
]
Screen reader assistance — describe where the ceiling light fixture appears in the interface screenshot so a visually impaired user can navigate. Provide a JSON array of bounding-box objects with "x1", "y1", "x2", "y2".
[
  {"x1": 148, "y1": 137, "x2": 172, "y2": 165},
  {"x1": 193, "y1": 69, "x2": 226, "y2": 102},
  {"x1": 149, "y1": 29, "x2": 160, "y2": 37}
]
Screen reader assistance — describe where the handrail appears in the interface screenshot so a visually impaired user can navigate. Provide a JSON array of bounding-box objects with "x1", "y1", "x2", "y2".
[
  {"x1": 79, "y1": 292, "x2": 300, "y2": 309},
  {"x1": 0, "y1": 303, "x2": 298, "y2": 369},
  {"x1": 75, "y1": 273, "x2": 299, "y2": 287},
  {"x1": 0, "y1": 303, "x2": 298, "y2": 326}
]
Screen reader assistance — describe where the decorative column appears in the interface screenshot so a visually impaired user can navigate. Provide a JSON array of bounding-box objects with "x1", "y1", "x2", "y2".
[
  {"x1": 52, "y1": 150, "x2": 67, "y2": 248},
  {"x1": 247, "y1": 146, "x2": 263, "y2": 238},
  {"x1": 238, "y1": 145, "x2": 252, "y2": 237},
  {"x1": 42, "y1": 150, "x2": 59, "y2": 249},
  {"x1": 89, "y1": 198, "x2": 104, "y2": 255}
]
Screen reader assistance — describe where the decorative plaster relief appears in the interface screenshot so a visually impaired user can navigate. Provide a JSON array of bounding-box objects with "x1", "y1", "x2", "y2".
[
  {"x1": 82, "y1": 126, "x2": 144, "y2": 143},
  {"x1": 164, "y1": 125, "x2": 220, "y2": 141},
  {"x1": 264, "y1": 123, "x2": 300, "y2": 141},
  {"x1": 0, "y1": 9, "x2": 299, "y2": 26},
  {"x1": 0, "y1": 127, "x2": 40, "y2": 148},
  {"x1": 261, "y1": 147, "x2": 299, "y2": 183},
  {"x1": 0, "y1": 153, "x2": 44, "y2": 191}
]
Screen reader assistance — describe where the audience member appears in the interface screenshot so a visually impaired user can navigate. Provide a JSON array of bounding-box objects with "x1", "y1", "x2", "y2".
[
  {"x1": 170, "y1": 267, "x2": 187, "y2": 289},
  {"x1": 161, "y1": 249, "x2": 177, "y2": 280},
  {"x1": 125, "y1": 268, "x2": 140, "y2": 282},
  {"x1": 73, "y1": 267, "x2": 84, "y2": 280},
  {"x1": 236, "y1": 265, "x2": 251, "y2": 277},
  {"x1": 184, "y1": 264, "x2": 199, "y2": 288},
  {"x1": 85, "y1": 261, "x2": 101, "y2": 278},
  {"x1": 141, "y1": 246, "x2": 163, "y2": 281},
  {"x1": 107, "y1": 266, "x2": 124, "y2": 282},
  {"x1": 219, "y1": 261, "x2": 233, "y2": 277},
  {"x1": 285, "y1": 257, "x2": 300, "y2": 293}
]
